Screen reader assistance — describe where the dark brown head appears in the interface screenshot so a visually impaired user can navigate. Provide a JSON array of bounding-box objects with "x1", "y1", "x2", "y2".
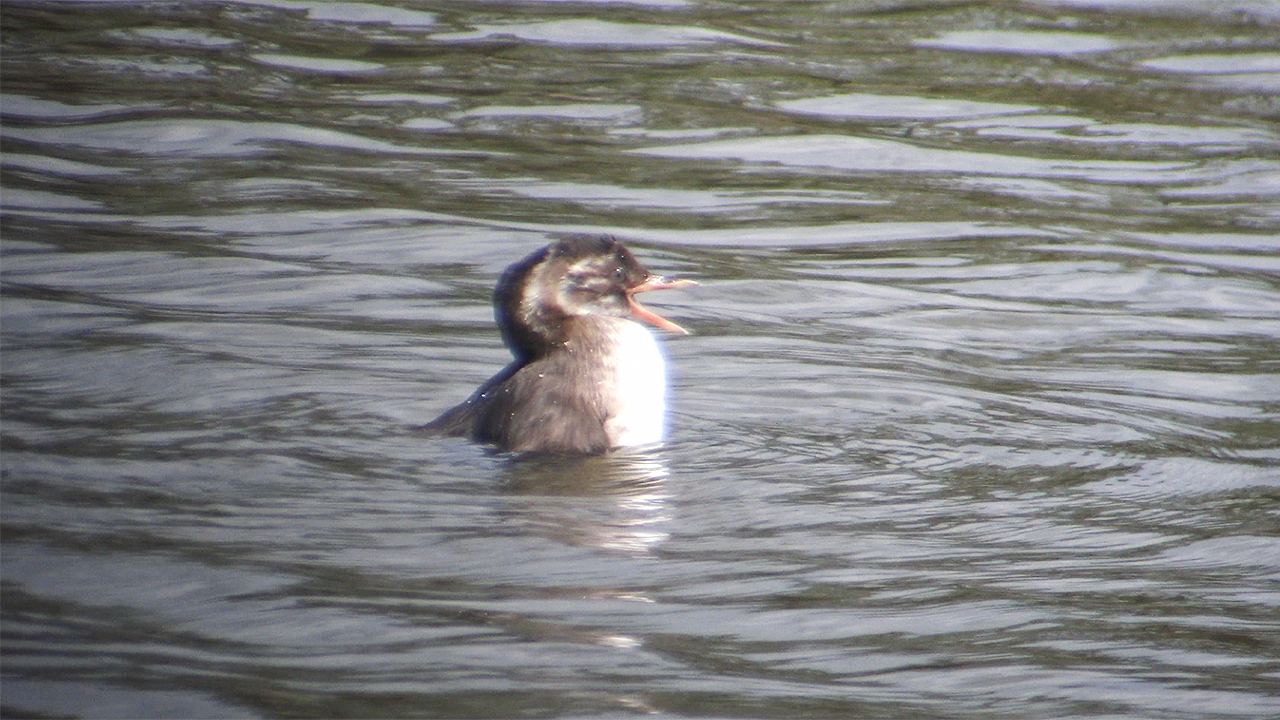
[{"x1": 494, "y1": 234, "x2": 694, "y2": 360}]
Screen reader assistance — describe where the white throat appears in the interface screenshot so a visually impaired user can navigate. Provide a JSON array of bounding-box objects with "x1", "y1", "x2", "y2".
[{"x1": 603, "y1": 320, "x2": 668, "y2": 447}]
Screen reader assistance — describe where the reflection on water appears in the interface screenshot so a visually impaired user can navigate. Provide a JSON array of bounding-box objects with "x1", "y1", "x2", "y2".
[
  {"x1": 3, "y1": 0, "x2": 1279, "y2": 718},
  {"x1": 633, "y1": 133, "x2": 1207, "y2": 181},
  {"x1": 432, "y1": 18, "x2": 781, "y2": 47},
  {"x1": 499, "y1": 451, "x2": 673, "y2": 555}
]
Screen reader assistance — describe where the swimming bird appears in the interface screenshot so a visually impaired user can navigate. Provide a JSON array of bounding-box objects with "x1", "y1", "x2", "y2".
[{"x1": 422, "y1": 234, "x2": 695, "y2": 454}]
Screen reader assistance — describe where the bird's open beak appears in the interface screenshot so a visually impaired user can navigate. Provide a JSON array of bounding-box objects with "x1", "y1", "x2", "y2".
[{"x1": 627, "y1": 276, "x2": 697, "y2": 335}]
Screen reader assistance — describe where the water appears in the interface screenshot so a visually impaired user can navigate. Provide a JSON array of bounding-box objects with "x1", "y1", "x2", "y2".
[{"x1": 3, "y1": 1, "x2": 1279, "y2": 718}]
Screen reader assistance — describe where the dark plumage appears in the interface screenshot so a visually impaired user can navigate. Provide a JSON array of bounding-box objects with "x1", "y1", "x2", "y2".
[{"x1": 422, "y1": 234, "x2": 694, "y2": 454}]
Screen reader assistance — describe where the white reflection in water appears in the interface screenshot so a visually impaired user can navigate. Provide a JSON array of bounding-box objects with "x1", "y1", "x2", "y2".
[
  {"x1": 3, "y1": 119, "x2": 449, "y2": 157},
  {"x1": 632, "y1": 134, "x2": 1200, "y2": 183},
  {"x1": 778, "y1": 92, "x2": 1040, "y2": 120},
  {"x1": 458, "y1": 103, "x2": 644, "y2": 125},
  {"x1": 498, "y1": 450, "x2": 673, "y2": 555},
  {"x1": 432, "y1": 19, "x2": 779, "y2": 48},
  {"x1": 223, "y1": 0, "x2": 438, "y2": 26},
  {"x1": 942, "y1": 115, "x2": 1278, "y2": 149},
  {"x1": 125, "y1": 27, "x2": 240, "y2": 48},
  {"x1": 251, "y1": 53, "x2": 386, "y2": 75},
  {"x1": 1141, "y1": 52, "x2": 1280, "y2": 74},
  {"x1": 0, "y1": 94, "x2": 158, "y2": 121},
  {"x1": 914, "y1": 29, "x2": 1123, "y2": 55}
]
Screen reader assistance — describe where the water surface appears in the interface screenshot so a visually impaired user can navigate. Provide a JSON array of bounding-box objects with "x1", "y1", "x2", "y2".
[{"x1": 3, "y1": 1, "x2": 1278, "y2": 718}]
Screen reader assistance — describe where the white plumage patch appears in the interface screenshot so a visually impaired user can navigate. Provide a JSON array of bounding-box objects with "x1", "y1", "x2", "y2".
[{"x1": 604, "y1": 319, "x2": 668, "y2": 447}]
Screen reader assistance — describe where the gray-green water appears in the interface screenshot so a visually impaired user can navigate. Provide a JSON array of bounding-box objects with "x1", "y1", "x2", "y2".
[{"x1": 2, "y1": 1, "x2": 1278, "y2": 718}]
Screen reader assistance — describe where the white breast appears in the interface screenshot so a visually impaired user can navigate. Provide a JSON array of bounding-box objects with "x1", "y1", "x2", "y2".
[{"x1": 603, "y1": 320, "x2": 668, "y2": 447}]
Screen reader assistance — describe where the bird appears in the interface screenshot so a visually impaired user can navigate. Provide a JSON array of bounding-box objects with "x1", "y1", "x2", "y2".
[{"x1": 422, "y1": 234, "x2": 695, "y2": 454}]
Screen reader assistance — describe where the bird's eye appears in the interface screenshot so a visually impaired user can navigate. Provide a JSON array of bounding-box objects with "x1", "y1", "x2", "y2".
[{"x1": 613, "y1": 266, "x2": 626, "y2": 280}]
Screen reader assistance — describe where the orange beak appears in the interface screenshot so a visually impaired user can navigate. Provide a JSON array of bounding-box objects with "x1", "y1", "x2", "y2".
[{"x1": 627, "y1": 276, "x2": 697, "y2": 335}]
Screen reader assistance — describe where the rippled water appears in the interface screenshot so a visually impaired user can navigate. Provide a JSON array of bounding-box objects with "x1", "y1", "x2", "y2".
[{"x1": 3, "y1": 1, "x2": 1279, "y2": 718}]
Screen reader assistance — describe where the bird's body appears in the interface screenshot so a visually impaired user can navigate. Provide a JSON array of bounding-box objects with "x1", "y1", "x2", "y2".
[{"x1": 423, "y1": 235, "x2": 693, "y2": 454}]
